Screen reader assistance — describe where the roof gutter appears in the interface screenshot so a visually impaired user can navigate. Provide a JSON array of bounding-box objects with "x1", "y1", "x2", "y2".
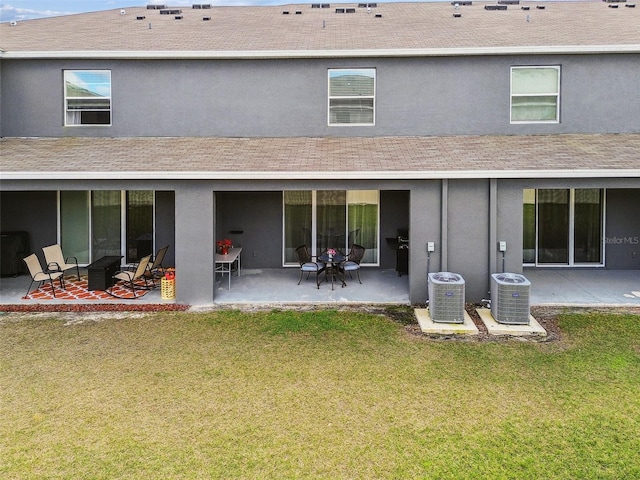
[
  {"x1": 3, "y1": 169, "x2": 640, "y2": 181},
  {"x1": 2, "y1": 45, "x2": 640, "y2": 60}
]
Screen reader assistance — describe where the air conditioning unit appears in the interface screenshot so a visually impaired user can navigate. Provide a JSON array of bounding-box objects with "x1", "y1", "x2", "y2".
[
  {"x1": 428, "y1": 272, "x2": 465, "y2": 323},
  {"x1": 490, "y1": 273, "x2": 531, "y2": 325}
]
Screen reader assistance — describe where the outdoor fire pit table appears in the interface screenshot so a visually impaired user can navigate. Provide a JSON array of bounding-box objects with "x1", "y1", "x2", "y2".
[{"x1": 87, "y1": 255, "x2": 123, "y2": 290}]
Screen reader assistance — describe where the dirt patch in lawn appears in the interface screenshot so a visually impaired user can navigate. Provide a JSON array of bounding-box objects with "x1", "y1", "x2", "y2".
[
  {"x1": 2, "y1": 302, "x2": 638, "y2": 345},
  {"x1": 0, "y1": 303, "x2": 190, "y2": 313},
  {"x1": 401, "y1": 304, "x2": 640, "y2": 344}
]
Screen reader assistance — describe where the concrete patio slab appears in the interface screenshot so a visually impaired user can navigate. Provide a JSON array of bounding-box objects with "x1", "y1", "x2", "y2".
[
  {"x1": 476, "y1": 308, "x2": 547, "y2": 337},
  {"x1": 414, "y1": 308, "x2": 479, "y2": 335}
]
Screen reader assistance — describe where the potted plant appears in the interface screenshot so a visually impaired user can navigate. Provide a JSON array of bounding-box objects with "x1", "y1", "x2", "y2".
[{"x1": 216, "y1": 239, "x2": 232, "y2": 255}]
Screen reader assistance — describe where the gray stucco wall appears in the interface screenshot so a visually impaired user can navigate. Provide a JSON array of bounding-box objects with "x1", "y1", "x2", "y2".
[
  {"x1": 446, "y1": 179, "x2": 491, "y2": 302},
  {"x1": 155, "y1": 191, "x2": 176, "y2": 268},
  {"x1": 2, "y1": 178, "x2": 638, "y2": 305},
  {"x1": 496, "y1": 182, "x2": 527, "y2": 275},
  {"x1": 409, "y1": 181, "x2": 442, "y2": 304},
  {"x1": 0, "y1": 191, "x2": 57, "y2": 267},
  {"x1": 175, "y1": 183, "x2": 214, "y2": 305},
  {"x1": 380, "y1": 190, "x2": 410, "y2": 270},
  {"x1": 605, "y1": 189, "x2": 640, "y2": 270},
  {"x1": 2, "y1": 54, "x2": 639, "y2": 138},
  {"x1": 216, "y1": 191, "x2": 283, "y2": 268}
]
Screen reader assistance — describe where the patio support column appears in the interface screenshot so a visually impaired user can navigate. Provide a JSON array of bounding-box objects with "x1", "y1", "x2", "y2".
[
  {"x1": 174, "y1": 184, "x2": 214, "y2": 306},
  {"x1": 409, "y1": 182, "x2": 441, "y2": 305}
]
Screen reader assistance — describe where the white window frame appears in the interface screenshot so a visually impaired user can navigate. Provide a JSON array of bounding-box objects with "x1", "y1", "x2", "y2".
[
  {"x1": 523, "y1": 188, "x2": 605, "y2": 267},
  {"x1": 510, "y1": 66, "x2": 560, "y2": 124},
  {"x1": 282, "y1": 190, "x2": 380, "y2": 266},
  {"x1": 328, "y1": 68, "x2": 376, "y2": 126},
  {"x1": 64, "y1": 70, "x2": 112, "y2": 126}
]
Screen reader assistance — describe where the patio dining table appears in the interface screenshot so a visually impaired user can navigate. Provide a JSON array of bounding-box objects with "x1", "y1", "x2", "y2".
[
  {"x1": 214, "y1": 247, "x2": 242, "y2": 290},
  {"x1": 318, "y1": 252, "x2": 346, "y2": 290}
]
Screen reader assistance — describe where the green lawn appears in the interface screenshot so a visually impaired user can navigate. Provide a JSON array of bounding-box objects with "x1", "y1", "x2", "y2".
[{"x1": 1, "y1": 309, "x2": 639, "y2": 479}]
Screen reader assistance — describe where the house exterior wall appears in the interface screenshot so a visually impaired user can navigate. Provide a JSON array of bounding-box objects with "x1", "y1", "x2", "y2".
[
  {"x1": 446, "y1": 179, "x2": 491, "y2": 302},
  {"x1": 506, "y1": 178, "x2": 640, "y2": 272},
  {"x1": 2, "y1": 54, "x2": 639, "y2": 138},
  {"x1": 379, "y1": 190, "x2": 410, "y2": 270},
  {"x1": 409, "y1": 181, "x2": 442, "y2": 304},
  {"x1": 155, "y1": 191, "x2": 176, "y2": 268},
  {"x1": 2, "y1": 177, "x2": 638, "y2": 305},
  {"x1": 605, "y1": 189, "x2": 640, "y2": 270},
  {"x1": 216, "y1": 191, "x2": 283, "y2": 269},
  {"x1": 0, "y1": 191, "x2": 57, "y2": 268}
]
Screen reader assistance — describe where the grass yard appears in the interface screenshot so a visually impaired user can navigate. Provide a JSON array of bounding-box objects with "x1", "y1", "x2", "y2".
[{"x1": 1, "y1": 308, "x2": 639, "y2": 479}]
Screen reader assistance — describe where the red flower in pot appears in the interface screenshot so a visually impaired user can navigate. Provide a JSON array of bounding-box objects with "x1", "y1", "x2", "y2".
[{"x1": 216, "y1": 239, "x2": 232, "y2": 255}]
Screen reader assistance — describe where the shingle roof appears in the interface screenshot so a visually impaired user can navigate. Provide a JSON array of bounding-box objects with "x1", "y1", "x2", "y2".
[
  {"x1": 1, "y1": 2, "x2": 639, "y2": 56},
  {"x1": 2, "y1": 134, "x2": 639, "y2": 180}
]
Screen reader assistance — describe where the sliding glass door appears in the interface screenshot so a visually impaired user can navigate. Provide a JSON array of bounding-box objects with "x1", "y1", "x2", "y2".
[
  {"x1": 60, "y1": 191, "x2": 91, "y2": 264},
  {"x1": 92, "y1": 190, "x2": 121, "y2": 259},
  {"x1": 537, "y1": 189, "x2": 569, "y2": 264},
  {"x1": 59, "y1": 190, "x2": 154, "y2": 264},
  {"x1": 126, "y1": 191, "x2": 154, "y2": 263},
  {"x1": 284, "y1": 190, "x2": 379, "y2": 265},
  {"x1": 523, "y1": 188, "x2": 604, "y2": 266}
]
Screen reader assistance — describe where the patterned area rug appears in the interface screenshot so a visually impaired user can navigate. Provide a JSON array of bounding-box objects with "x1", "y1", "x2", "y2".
[{"x1": 23, "y1": 275, "x2": 154, "y2": 300}]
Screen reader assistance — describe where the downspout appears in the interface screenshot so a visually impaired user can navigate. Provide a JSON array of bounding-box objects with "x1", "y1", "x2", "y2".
[
  {"x1": 441, "y1": 179, "x2": 448, "y2": 272},
  {"x1": 489, "y1": 178, "x2": 497, "y2": 274}
]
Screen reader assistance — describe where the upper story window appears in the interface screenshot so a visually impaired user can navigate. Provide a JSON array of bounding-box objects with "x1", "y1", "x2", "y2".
[
  {"x1": 328, "y1": 68, "x2": 375, "y2": 126},
  {"x1": 510, "y1": 66, "x2": 560, "y2": 124},
  {"x1": 64, "y1": 70, "x2": 111, "y2": 126}
]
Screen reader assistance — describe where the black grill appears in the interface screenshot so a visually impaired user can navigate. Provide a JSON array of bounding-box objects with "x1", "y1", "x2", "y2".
[{"x1": 386, "y1": 229, "x2": 409, "y2": 277}]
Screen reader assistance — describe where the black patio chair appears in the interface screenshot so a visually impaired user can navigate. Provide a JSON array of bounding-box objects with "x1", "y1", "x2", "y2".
[
  {"x1": 340, "y1": 244, "x2": 365, "y2": 284},
  {"x1": 295, "y1": 245, "x2": 326, "y2": 289}
]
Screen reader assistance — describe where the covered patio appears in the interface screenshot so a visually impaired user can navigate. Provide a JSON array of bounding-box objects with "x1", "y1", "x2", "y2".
[
  {"x1": 0, "y1": 266, "x2": 410, "y2": 307},
  {"x1": 1, "y1": 268, "x2": 639, "y2": 308}
]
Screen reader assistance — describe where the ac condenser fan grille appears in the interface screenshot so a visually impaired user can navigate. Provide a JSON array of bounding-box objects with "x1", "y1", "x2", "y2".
[
  {"x1": 428, "y1": 272, "x2": 465, "y2": 324},
  {"x1": 490, "y1": 273, "x2": 531, "y2": 325}
]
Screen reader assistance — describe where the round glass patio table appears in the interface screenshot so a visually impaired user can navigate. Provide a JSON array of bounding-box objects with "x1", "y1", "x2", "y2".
[{"x1": 318, "y1": 252, "x2": 346, "y2": 290}]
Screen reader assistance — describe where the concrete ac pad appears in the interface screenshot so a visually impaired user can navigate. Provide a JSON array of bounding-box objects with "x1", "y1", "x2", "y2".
[
  {"x1": 414, "y1": 308, "x2": 479, "y2": 335},
  {"x1": 476, "y1": 308, "x2": 547, "y2": 337}
]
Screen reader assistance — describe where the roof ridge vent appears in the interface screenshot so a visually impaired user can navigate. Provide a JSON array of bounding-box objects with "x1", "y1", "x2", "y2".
[
  {"x1": 498, "y1": 0, "x2": 519, "y2": 4},
  {"x1": 147, "y1": 4, "x2": 166, "y2": 9},
  {"x1": 192, "y1": 4, "x2": 212, "y2": 8}
]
